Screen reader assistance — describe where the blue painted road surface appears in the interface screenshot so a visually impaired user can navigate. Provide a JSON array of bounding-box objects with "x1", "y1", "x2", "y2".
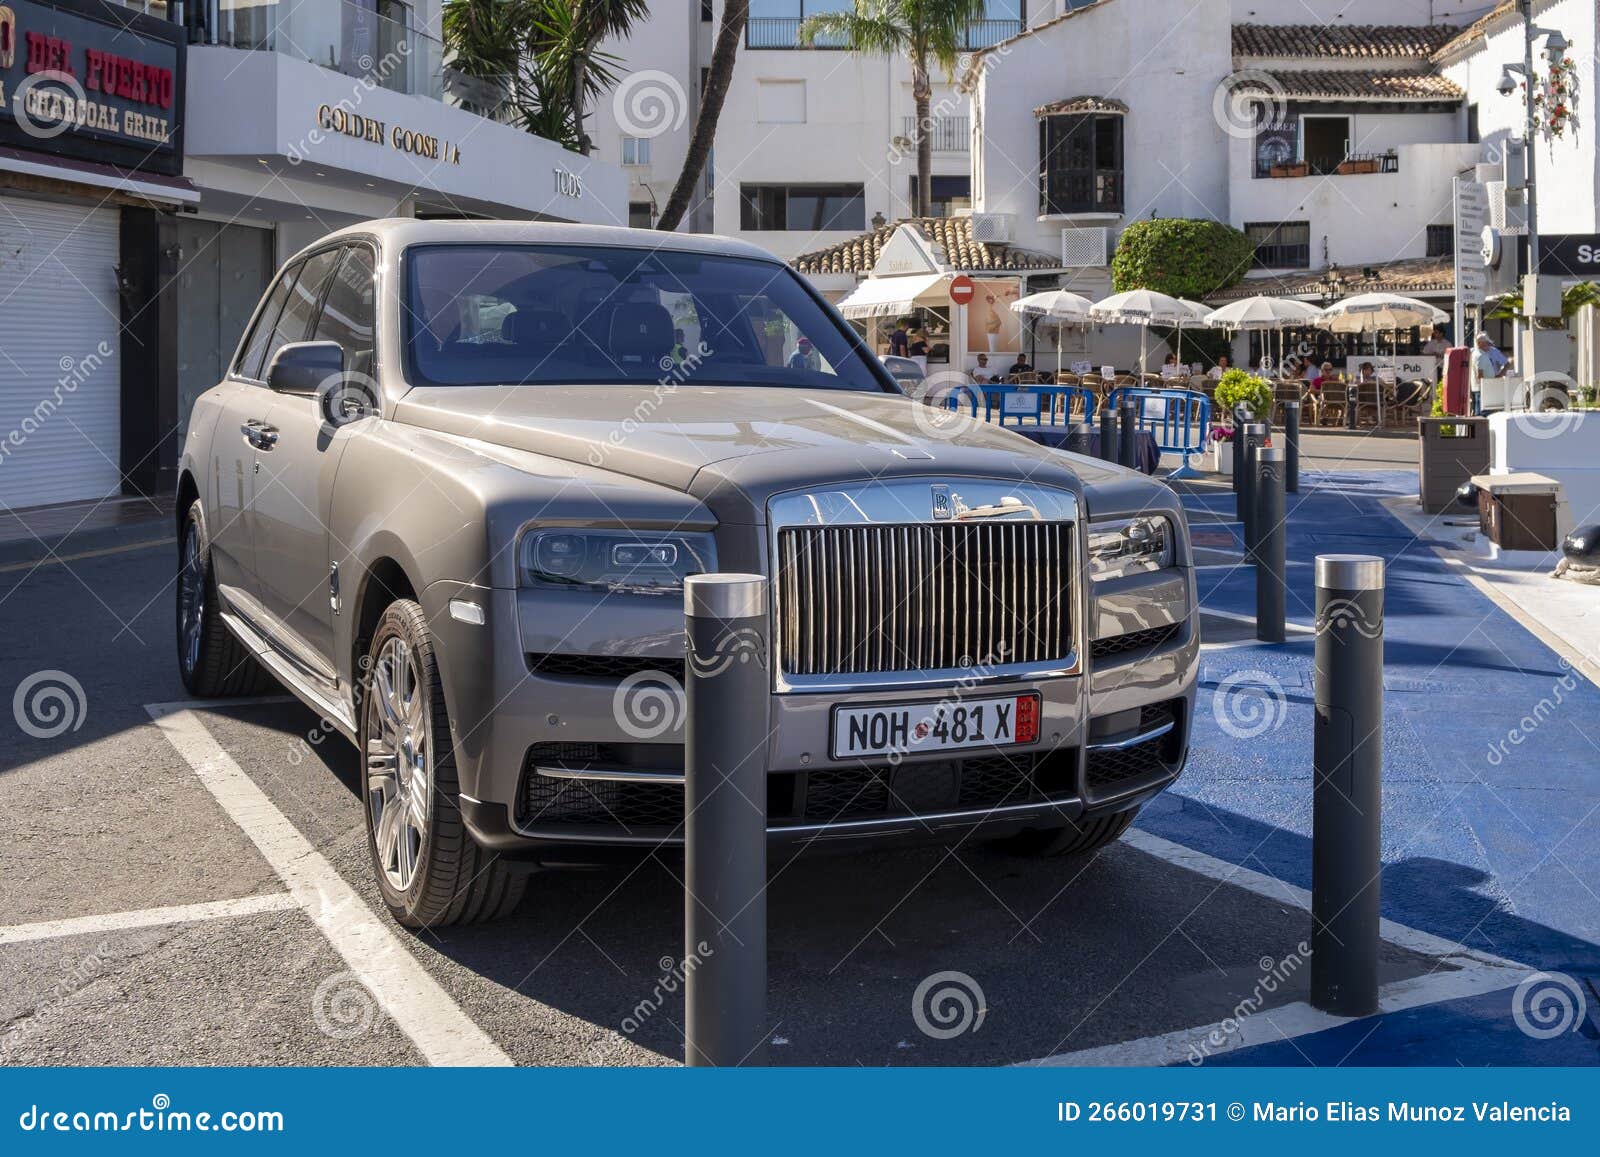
[{"x1": 1144, "y1": 469, "x2": 1600, "y2": 1065}]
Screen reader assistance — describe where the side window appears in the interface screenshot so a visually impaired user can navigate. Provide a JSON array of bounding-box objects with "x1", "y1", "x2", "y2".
[
  {"x1": 259, "y1": 248, "x2": 341, "y2": 379},
  {"x1": 313, "y1": 246, "x2": 377, "y2": 375},
  {"x1": 235, "y1": 263, "x2": 300, "y2": 380}
]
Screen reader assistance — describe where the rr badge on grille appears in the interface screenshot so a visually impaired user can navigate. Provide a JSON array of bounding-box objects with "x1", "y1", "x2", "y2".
[{"x1": 931, "y1": 484, "x2": 953, "y2": 521}]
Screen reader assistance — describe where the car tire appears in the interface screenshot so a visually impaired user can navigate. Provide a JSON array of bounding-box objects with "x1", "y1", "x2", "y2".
[
  {"x1": 993, "y1": 807, "x2": 1138, "y2": 858},
  {"x1": 176, "y1": 501, "x2": 277, "y2": 697},
  {"x1": 360, "y1": 599, "x2": 526, "y2": 928}
]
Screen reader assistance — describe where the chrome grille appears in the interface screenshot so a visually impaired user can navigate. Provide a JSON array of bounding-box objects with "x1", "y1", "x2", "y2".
[{"x1": 775, "y1": 521, "x2": 1074, "y2": 676}]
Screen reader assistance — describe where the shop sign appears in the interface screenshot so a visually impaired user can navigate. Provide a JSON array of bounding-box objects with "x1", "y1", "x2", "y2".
[
  {"x1": 1540, "y1": 234, "x2": 1600, "y2": 278},
  {"x1": 313, "y1": 103, "x2": 463, "y2": 165},
  {"x1": 0, "y1": 0, "x2": 184, "y2": 175}
]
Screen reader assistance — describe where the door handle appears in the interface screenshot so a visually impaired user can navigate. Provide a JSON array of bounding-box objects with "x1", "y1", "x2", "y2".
[{"x1": 240, "y1": 421, "x2": 279, "y2": 450}]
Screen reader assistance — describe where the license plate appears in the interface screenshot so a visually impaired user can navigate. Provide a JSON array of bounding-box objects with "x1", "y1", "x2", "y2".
[{"x1": 831, "y1": 693, "x2": 1041, "y2": 760}]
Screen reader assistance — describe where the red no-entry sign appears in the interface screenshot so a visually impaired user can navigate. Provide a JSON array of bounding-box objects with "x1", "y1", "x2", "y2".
[{"x1": 949, "y1": 275, "x2": 976, "y2": 305}]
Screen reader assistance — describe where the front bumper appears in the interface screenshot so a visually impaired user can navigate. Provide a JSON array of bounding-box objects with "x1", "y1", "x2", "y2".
[{"x1": 423, "y1": 573, "x2": 1198, "y2": 861}]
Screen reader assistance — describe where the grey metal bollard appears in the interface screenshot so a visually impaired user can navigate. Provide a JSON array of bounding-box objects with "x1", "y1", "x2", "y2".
[
  {"x1": 1310, "y1": 555, "x2": 1385, "y2": 1018},
  {"x1": 1231, "y1": 404, "x2": 1248, "y2": 495},
  {"x1": 683, "y1": 574, "x2": 769, "y2": 1067},
  {"x1": 1284, "y1": 400, "x2": 1301, "y2": 494},
  {"x1": 1118, "y1": 398, "x2": 1139, "y2": 470},
  {"x1": 1239, "y1": 421, "x2": 1268, "y2": 548},
  {"x1": 1254, "y1": 446, "x2": 1286, "y2": 642},
  {"x1": 1099, "y1": 400, "x2": 1117, "y2": 462}
]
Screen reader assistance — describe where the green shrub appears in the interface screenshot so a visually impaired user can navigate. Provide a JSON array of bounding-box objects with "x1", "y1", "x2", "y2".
[
  {"x1": 1110, "y1": 219, "x2": 1257, "y2": 299},
  {"x1": 1214, "y1": 368, "x2": 1274, "y2": 419}
]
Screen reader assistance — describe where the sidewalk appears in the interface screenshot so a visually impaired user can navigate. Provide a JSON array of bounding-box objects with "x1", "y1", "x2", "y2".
[{"x1": 0, "y1": 495, "x2": 173, "y2": 570}]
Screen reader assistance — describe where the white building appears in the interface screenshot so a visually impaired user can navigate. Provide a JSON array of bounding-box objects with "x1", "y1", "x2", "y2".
[
  {"x1": 591, "y1": 1, "x2": 1050, "y2": 267},
  {"x1": 0, "y1": 0, "x2": 626, "y2": 511}
]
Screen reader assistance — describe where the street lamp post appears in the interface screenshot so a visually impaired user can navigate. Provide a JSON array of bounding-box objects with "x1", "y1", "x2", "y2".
[{"x1": 1499, "y1": 1, "x2": 1569, "y2": 277}]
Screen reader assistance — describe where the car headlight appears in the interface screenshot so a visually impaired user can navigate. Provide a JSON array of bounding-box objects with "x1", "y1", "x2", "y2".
[
  {"x1": 1087, "y1": 516, "x2": 1174, "y2": 582},
  {"x1": 519, "y1": 529, "x2": 716, "y2": 595}
]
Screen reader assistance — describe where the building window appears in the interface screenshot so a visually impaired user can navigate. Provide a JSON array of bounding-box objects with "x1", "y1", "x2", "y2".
[
  {"x1": 740, "y1": 184, "x2": 866, "y2": 231},
  {"x1": 622, "y1": 136, "x2": 651, "y2": 165},
  {"x1": 1426, "y1": 224, "x2": 1454, "y2": 258},
  {"x1": 747, "y1": 2, "x2": 1024, "y2": 50},
  {"x1": 629, "y1": 202, "x2": 655, "y2": 228},
  {"x1": 1039, "y1": 113, "x2": 1123, "y2": 215},
  {"x1": 909, "y1": 175, "x2": 972, "y2": 217},
  {"x1": 1245, "y1": 221, "x2": 1311, "y2": 269},
  {"x1": 1301, "y1": 115, "x2": 1350, "y2": 176}
]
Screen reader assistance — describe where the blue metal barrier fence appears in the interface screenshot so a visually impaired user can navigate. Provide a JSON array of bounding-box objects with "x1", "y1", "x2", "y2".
[{"x1": 1105, "y1": 387, "x2": 1212, "y2": 479}]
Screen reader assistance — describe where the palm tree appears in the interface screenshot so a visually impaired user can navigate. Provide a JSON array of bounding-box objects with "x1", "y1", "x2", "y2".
[
  {"x1": 658, "y1": 1, "x2": 750, "y2": 231},
  {"x1": 800, "y1": 0, "x2": 987, "y2": 218},
  {"x1": 442, "y1": 0, "x2": 535, "y2": 117},
  {"x1": 566, "y1": 0, "x2": 650, "y2": 155}
]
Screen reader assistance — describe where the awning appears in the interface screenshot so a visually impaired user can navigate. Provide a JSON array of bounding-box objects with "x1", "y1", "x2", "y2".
[{"x1": 836, "y1": 273, "x2": 950, "y2": 319}]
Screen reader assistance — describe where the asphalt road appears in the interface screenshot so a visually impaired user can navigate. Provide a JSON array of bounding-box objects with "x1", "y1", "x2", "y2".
[{"x1": 2, "y1": 466, "x2": 1592, "y2": 1068}]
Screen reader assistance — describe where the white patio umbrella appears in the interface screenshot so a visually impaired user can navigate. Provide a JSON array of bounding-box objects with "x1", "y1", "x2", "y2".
[
  {"x1": 1088, "y1": 288, "x2": 1188, "y2": 375},
  {"x1": 1314, "y1": 292, "x2": 1448, "y2": 334},
  {"x1": 1204, "y1": 296, "x2": 1323, "y2": 378},
  {"x1": 1011, "y1": 289, "x2": 1095, "y2": 374},
  {"x1": 1171, "y1": 298, "x2": 1215, "y2": 373},
  {"x1": 1314, "y1": 293, "x2": 1448, "y2": 424}
]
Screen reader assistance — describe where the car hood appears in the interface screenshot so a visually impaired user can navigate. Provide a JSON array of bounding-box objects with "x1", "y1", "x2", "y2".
[{"x1": 393, "y1": 385, "x2": 1147, "y2": 524}]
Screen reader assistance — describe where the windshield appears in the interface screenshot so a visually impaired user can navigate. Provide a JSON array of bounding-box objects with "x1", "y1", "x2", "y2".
[{"x1": 404, "y1": 244, "x2": 888, "y2": 391}]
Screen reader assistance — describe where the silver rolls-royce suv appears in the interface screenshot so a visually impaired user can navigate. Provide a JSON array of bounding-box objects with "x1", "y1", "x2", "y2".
[{"x1": 176, "y1": 220, "x2": 1197, "y2": 927}]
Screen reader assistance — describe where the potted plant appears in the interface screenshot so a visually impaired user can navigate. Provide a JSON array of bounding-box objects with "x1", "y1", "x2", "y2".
[
  {"x1": 1215, "y1": 367, "x2": 1275, "y2": 422},
  {"x1": 1269, "y1": 161, "x2": 1309, "y2": 178},
  {"x1": 1210, "y1": 424, "x2": 1235, "y2": 475}
]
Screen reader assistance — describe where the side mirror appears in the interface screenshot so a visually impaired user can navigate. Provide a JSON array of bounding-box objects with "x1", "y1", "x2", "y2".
[{"x1": 266, "y1": 341, "x2": 344, "y2": 396}]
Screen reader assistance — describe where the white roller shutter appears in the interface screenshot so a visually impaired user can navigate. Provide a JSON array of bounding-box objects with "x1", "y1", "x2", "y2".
[{"x1": 0, "y1": 196, "x2": 122, "y2": 510}]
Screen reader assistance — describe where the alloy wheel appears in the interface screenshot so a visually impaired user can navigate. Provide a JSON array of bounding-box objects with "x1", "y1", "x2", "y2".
[
  {"x1": 178, "y1": 521, "x2": 205, "y2": 676},
  {"x1": 367, "y1": 637, "x2": 431, "y2": 892}
]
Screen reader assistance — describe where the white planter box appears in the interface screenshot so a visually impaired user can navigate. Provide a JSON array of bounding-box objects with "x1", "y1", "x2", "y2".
[{"x1": 1213, "y1": 440, "x2": 1234, "y2": 476}]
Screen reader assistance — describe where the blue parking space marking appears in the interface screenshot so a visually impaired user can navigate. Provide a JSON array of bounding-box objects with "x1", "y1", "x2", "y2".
[{"x1": 1145, "y1": 469, "x2": 1600, "y2": 1063}]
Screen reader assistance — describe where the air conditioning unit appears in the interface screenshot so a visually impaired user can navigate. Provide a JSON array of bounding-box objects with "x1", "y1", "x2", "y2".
[
  {"x1": 969, "y1": 213, "x2": 1013, "y2": 243},
  {"x1": 1061, "y1": 226, "x2": 1109, "y2": 268}
]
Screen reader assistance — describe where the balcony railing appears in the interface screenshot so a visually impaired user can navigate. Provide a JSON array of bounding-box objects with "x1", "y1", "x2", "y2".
[
  {"x1": 204, "y1": 0, "x2": 446, "y2": 101},
  {"x1": 1256, "y1": 150, "x2": 1399, "y2": 179},
  {"x1": 748, "y1": 16, "x2": 1021, "y2": 50},
  {"x1": 901, "y1": 115, "x2": 969, "y2": 153}
]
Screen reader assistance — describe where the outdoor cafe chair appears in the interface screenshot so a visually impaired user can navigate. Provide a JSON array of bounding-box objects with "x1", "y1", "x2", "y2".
[
  {"x1": 1317, "y1": 381, "x2": 1348, "y2": 426},
  {"x1": 1350, "y1": 379, "x2": 1382, "y2": 426}
]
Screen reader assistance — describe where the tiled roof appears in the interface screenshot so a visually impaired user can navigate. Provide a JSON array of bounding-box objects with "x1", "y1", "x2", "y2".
[
  {"x1": 1209, "y1": 256, "x2": 1455, "y2": 302},
  {"x1": 791, "y1": 218, "x2": 1063, "y2": 277},
  {"x1": 1431, "y1": 2, "x2": 1518, "y2": 63},
  {"x1": 1232, "y1": 24, "x2": 1462, "y2": 60},
  {"x1": 1034, "y1": 95, "x2": 1128, "y2": 117},
  {"x1": 1237, "y1": 69, "x2": 1464, "y2": 101}
]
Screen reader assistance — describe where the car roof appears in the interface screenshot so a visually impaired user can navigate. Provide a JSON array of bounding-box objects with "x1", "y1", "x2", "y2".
[{"x1": 292, "y1": 218, "x2": 785, "y2": 267}]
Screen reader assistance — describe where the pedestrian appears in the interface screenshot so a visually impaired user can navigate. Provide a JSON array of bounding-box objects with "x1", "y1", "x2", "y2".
[
  {"x1": 888, "y1": 319, "x2": 910, "y2": 358},
  {"x1": 1470, "y1": 332, "x2": 1508, "y2": 415},
  {"x1": 1423, "y1": 326, "x2": 1450, "y2": 361},
  {"x1": 786, "y1": 335, "x2": 819, "y2": 372},
  {"x1": 971, "y1": 353, "x2": 994, "y2": 384}
]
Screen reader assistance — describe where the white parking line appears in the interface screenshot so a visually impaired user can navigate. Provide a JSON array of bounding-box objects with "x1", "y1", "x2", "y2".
[
  {"x1": 1016, "y1": 829, "x2": 1531, "y2": 1066},
  {"x1": 1024, "y1": 959, "x2": 1529, "y2": 1067},
  {"x1": 0, "y1": 893, "x2": 299, "y2": 945},
  {"x1": 145, "y1": 703, "x2": 513, "y2": 1067}
]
